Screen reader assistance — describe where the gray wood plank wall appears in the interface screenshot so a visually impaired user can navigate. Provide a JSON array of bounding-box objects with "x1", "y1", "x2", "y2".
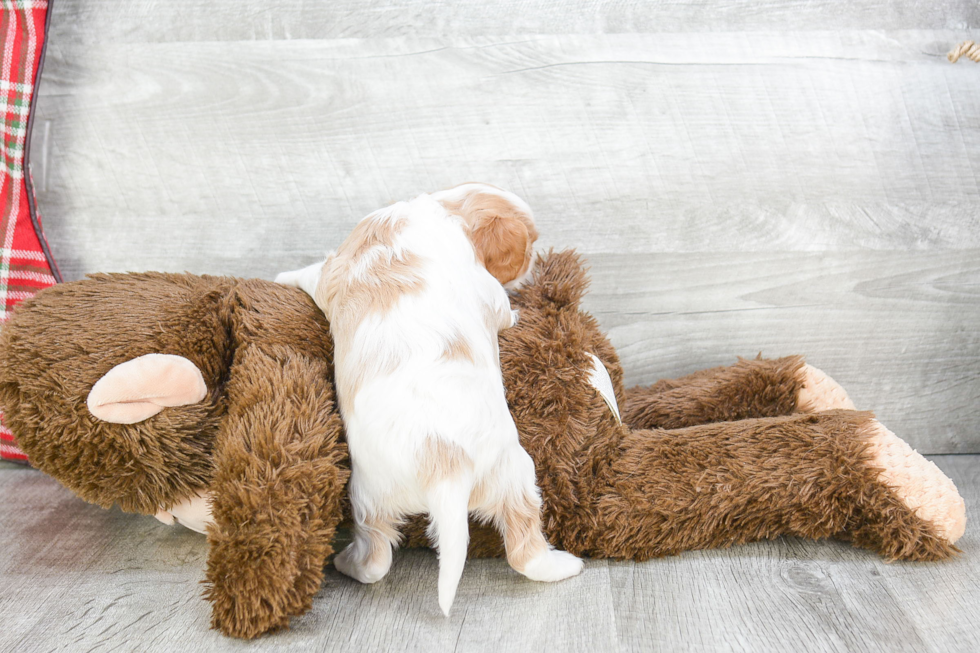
[{"x1": 27, "y1": 1, "x2": 980, "y2": 453}]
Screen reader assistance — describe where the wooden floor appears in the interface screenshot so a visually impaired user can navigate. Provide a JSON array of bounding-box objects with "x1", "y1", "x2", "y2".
[{"x1": 0, "y1": 456, "x2": 976, "y2": 653}]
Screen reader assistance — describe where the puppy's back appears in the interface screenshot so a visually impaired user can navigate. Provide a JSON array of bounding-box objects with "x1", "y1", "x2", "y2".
[{"x1": 320, "y1": 196, "x2": 510, "y2": 414}]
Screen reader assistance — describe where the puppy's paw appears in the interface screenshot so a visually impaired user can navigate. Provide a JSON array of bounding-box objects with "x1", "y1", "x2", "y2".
[
  {"x1": 521, "y1": 549, "x2": 584, "y2": 582},
  {"x1": 333, "y1": 542, "x2": 391, "y2": 584},
  {"x1": 274, "y1": 269, "x2": 302, "y2": 287},
  {"x1": 510, "y1": 309, "x2": 520, "y2": 328}
]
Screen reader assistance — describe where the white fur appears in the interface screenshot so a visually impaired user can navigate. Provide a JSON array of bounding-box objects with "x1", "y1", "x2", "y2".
[
  {"x1": 279, "y1": 189, "x2": 581, "y2": 615},
  {"x1": 274, "y1": 256, "x2": 331, "y2": 297}
]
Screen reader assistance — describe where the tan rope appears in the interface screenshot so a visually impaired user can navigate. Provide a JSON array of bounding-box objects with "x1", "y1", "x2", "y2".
[{"x1": 948, "y1": 41, "x2": 980, "y2": 63}]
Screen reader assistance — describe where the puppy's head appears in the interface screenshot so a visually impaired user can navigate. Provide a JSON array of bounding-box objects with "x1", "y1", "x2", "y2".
[{"x1": 433, "y1": 183, "x2": 538, "y2": 288}]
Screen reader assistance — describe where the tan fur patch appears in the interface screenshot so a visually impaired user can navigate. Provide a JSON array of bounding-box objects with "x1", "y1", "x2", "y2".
[
  {"x1": 417, "y1": 437, "x2": 474, "y2": 489},
  {"x1": 500, "y1": 492, "x2": 549, "y2": 572},
  {"x1": 468, "y1": 476, "x2": 492, "y2": 512},
  {"x1": 361, "y1": 513, "x2": 400, "y2": 570},
  {"x1": 333, "y1": 353, "x2": 402, "y2": 417},
  {"x1": 315, "y1": 216, "x2": 424, "y2": 320},
  {"x1": 466, "y1": 470, "x2": 548, "y2": 572},
  {"x1": 441, "y1": 332, "x2": 476, "y2": 364}
]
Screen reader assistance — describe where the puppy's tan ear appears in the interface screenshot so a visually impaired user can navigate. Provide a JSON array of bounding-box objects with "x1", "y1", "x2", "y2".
[{"x1": 469, "y1": 214, "x2": 531, "y2": 285}]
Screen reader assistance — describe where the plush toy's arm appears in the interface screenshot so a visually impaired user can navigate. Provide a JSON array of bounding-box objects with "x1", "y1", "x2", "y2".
[
  {"x1": 583, "y1": 410, "x2": 964, "y2": 562},
  {"x1": 621, "y1": 355, "x2": 854, "y2": 431},
  {"x1": 202, "y1": 343, "x2": 349, "y2": 639}
]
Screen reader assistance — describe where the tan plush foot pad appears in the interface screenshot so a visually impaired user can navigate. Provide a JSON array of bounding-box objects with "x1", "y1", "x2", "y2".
[
  {"x1": 866, "y1": 420, "x2": 966, "y2": 544},
  {"x1": 797, "y1": 364, "x2": 856, "y2": 412},
  {"x1": 155, "y1": 492, "x2": 214, "y2": 534}
]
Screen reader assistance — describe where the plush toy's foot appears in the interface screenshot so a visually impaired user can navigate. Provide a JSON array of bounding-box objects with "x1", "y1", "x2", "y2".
[
  {"x1": 154, "y1": 492, "x2": 214, "y2": 534},
  {"x1": 863, "y1": 420, "x2": 966, "y2": 545},
  {"x1": 796, "y1": 364, "x2": 856, "y2": 412},
  {"x1": 793, "y1": 370, "x2": 964, "y2": 554}
]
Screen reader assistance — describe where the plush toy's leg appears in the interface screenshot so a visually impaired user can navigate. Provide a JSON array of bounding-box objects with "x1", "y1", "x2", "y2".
[
  {"x1": 203, "y1": 345, "x2": 349, "y2": 639},
  {"x1": 621, "y1": 355, "x2": 854, "y2": 430},
  {"x1": 589, "y1": 410, "x2": 965, "y2": 562}
]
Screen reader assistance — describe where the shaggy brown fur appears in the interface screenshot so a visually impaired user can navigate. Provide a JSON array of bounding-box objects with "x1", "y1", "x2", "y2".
[
  {"x1": 621, "y1": 354, "x2": 807, "y2": 429},
  {"x1": 0, "y1": 273, "x2": 235, "y2": 514},
  {"x1": 0, "y1": 251, "x2": 960, "y2": 639},
  {"x1": 0, "y1": 276, "x2": 350, "y2": 638}
]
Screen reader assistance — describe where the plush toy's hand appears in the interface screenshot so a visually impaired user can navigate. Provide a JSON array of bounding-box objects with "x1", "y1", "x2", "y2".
[
  {"x1": 87, "y1": 354, "x2": 208, "y2": 424},
  {"x1": 203, "y1": 344, "x2": 349, "y2": 639},
  {"x1": 155, "y1": 492, "x2": 214, "y2": 534}
]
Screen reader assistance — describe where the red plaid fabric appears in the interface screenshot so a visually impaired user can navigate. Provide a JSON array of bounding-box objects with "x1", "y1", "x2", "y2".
[{"x1": 1, "y1": 0, "x2": 61, "y2": 463}]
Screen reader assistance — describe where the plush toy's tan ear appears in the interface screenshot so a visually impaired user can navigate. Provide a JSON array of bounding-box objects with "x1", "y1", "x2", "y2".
[{"x1": 87, "y1": 353, "x2": 208, "y2": 424}]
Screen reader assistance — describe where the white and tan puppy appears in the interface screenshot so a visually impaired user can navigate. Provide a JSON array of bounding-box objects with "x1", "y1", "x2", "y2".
[{"x1": 276, "y1": 184, "x2": 583, "y2": 615}]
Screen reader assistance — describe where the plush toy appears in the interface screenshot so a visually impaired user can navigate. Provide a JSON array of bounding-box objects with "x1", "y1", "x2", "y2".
[{"x1": 0, "y1": 251, "x2": 965, "y2": 639}]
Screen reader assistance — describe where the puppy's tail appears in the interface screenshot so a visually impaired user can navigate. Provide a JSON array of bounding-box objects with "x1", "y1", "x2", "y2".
[{"x1": 426, "y1": 477, "x2": 472, "y2": 616}]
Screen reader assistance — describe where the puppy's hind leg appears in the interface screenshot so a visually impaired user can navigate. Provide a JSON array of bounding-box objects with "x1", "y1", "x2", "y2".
[
  {"x1": 333, "y1": 510, "x2": 399, "y2": 585},
  {"x1": 482, "y1": 446, "x2": 584, "y2": 582}
]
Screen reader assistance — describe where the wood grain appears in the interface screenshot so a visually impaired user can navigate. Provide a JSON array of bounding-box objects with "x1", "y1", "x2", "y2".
[
  {"x1": 32, "y1": 31, "x2": 980, "y2": 279},
  {"x1": 46, "y1": 0, "x2": 980, "y2": 43},
  {"x1": 581, "y1": 250, "x2": 980, "y2": 453},
  {"x1": 1, "y1": 456, "x2": 976, "y2": 651}
]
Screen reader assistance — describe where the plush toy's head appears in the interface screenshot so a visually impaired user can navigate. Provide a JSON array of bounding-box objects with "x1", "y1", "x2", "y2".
[
  {"x1": 0, "y1": 274, "x2": 231, "y2": 512},
  {"x1": 0, "y1": 273, "x2": 342, "y2": 516}
]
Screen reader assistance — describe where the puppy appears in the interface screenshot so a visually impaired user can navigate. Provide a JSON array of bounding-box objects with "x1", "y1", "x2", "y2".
[{"x1": 276, "y1": 184, "x2": 583, "y2": 615}]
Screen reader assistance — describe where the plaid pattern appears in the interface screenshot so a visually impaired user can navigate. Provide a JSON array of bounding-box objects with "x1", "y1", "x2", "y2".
[{"x1": 0, "y1": 0, "x2": 60, "y2": 463}]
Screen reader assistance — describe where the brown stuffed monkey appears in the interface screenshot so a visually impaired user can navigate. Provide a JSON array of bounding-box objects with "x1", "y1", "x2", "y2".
[{"x1": 0, "y1": 250, "x2": 965, "y2": 639}]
